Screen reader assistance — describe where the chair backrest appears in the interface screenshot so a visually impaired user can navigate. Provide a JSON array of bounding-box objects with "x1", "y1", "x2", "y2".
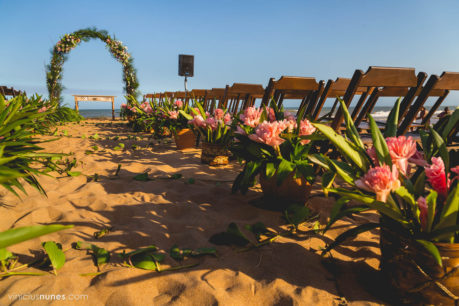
[
  {"x1": 144, "y1": 93, "x2": 160, "y2": 101},
  {"x1": 190, "y1": 89, "x2": 207, "y2": 105},
  {"x1": 203, "y1": 88, "x2": 226, "y2": 113},
  {"x1": 398, "y1": 72, "x2": 459, "y2": 135},
  {"x1": 224, "y1": 83, "x2": 265, "y2": 114},
  {"x1": 312, "y1": 78, "x2": 368, "y2": 120},
  {"x1": 261, "y1": 76, "x2": 324, "y2": 117},
  {"x1": 331, "y1": 66, "x2": 423, "y2": 130}
]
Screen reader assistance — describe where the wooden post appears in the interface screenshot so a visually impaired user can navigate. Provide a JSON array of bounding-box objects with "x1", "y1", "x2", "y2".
[
  {"x1": 74, "y1": 96, "x2": 79, "y2": 112},
  {"x1": 111, "y1": 97, "x2": 115, "y2": 120}
]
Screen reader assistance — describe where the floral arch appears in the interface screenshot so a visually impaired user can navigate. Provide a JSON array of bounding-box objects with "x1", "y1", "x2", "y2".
[{"x1": 46, "y1": 28, "x2": 139, "y2": 104}]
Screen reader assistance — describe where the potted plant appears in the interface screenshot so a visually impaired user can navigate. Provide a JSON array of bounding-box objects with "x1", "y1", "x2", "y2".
[
  {"x1": 314, "y1": 99, "x2": 459, "y2": 305},
  {"x1": 231, "y1": 103, "x2": 317, "y2": 205},
  {"x1": 161, "y1": 99, "x2": 196, "y2": 150},
  {"x1": 180, "y1": 103, "x2": 232, "y2": 166}
]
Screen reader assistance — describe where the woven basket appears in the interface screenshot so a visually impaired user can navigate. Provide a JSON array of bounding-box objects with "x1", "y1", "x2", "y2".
[
  {"x1": 174, "y1": 129, "x2": 196, "y2": 150},
  {"x1": 259, "y1": 171, "x2": 312, "y2": 205},
  {"x1": 380, "y1": 228, "x2": 459, "y2": 305},
  {"x1": 201, "y1": 142, "x2": 229, "y2": 166}
]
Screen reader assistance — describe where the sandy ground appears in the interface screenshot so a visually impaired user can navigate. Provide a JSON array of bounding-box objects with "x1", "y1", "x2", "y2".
[{"x1": 0, "y1": 119, "x2": 387, "y2": 306}]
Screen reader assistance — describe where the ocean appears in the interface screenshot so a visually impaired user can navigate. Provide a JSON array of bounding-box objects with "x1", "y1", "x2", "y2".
[{"x1": 77, "y1": 106, "x2": 444, "y2": 122}]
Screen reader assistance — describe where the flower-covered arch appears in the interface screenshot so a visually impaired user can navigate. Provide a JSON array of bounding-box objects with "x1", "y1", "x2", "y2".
[{"x1": 46, "y1": 27, "x2": 139, "y2": 104}]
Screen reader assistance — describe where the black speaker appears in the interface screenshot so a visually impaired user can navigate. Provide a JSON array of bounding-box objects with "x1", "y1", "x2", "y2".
[{"x1": 178, "y1": 54, "x2": 194, "y2": 77}]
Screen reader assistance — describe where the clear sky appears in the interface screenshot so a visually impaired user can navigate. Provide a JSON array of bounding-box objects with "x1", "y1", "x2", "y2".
[{"x1": 1, "y1": 0, "x2": 459, "y2": 109}]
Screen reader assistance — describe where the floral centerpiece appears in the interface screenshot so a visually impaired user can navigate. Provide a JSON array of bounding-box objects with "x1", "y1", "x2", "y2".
[
  {"x1": 161, "y1": 99, "x2": 196, "y2": 149},
  {"x1": 180, "y1": 103, "x2": 232, "y2": 165},
  {"x1": 314, "y1": 100, "x2": 459, "y2": 304},
  {"x1": 231, "y1": 103, "x2": 317, "y2": 205}
]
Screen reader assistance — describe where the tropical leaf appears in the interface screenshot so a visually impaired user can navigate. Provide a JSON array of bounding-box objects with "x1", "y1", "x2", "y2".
[
  {"x1": 322, "y1": 223, "x2": 380, "y2": 255},
  {"x1": 42, "y1": 241, "x2": 66, "y2": 273},
  {"x1": 433, "y1": 186, "x2": 459, "y2": 242},
  {"x1": 369, "y1": 115, "x2": 391, "y2": 166},
  {"x1": 415, "y1": 239, "x2": 442, "y2": 267},
  {"x1": 0, "y1": 225, "x2": 73, "y2": 249},
  {"x1": 384, "y1": 98, "x2": 400, "y2": 138}
]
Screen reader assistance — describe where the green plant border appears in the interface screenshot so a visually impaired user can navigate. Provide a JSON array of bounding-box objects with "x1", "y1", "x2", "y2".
[{"x1": 46, "y1": 27, "x2": 139, "y2": 105}]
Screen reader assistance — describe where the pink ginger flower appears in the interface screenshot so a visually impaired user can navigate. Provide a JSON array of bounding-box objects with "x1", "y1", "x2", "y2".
[
  {"x1": 38, "y1": 106, "x2": 49, "y2": 113},
  {"x1": 240, "y1": 107, "x2": 263, "y2": 128},
  {"x1": 355, "y1": 164, "x2": 401, "y2": 202},
  {"x1": 168, "y1": 110, "x2": 179, "y2": 119},
  {"x1": 174, "y1": 100, "x2": 184, "y2": 108},
  {"x1": 214, "y1": 108, "x2": 224, "y2": 120},
  {"x1": 121, "y1": 103, "x2": 127, "y2": 109},
  {"x1": 366, "y1": 146, "x2": 379, "y2": 166},
  {"x1": 409, "y1": 150, "x2": 428, "y2": 167},
  {"x1": 451, "y1": 165, "x2": 459, "y2": 176},
  {"x1": 144, "y1": 106, "x2": 153, "y2": 114},
  {"x1": 266, "y1": 107, "x2": 276, "y2": 122},
  {"x1": 235, "y1": 125, "x2": 247, "y2": 135},
  {"x1": 249, "y1": 121, "x2": 286, "y2": 147},
  {"x1": 223, "y1": 113, "x2": 232, "y2": 125},
  {"x1": 189, "y1": 115, "x2": 206, "y2": 128},
  {"x1": 205, "y1": 117, "x2": 219, "y2": 130},
  {"x1": 386, "y1": 136, "x2": 417, "y2": 175},
  {"x1": 417, "y1": 196, "x2": 428, "y2": 231},
  {"x1": 284, "y1": 111, "x2": 296, "y2": 121},
  {"x1": 425, "y1": 157, "x2": 449, "y2": 197},
  {"x1": 299, "y1": 119, "x2": 316, "y2": 144}
]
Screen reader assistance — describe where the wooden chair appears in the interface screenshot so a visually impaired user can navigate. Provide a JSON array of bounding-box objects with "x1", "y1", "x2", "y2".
[
  {"x1": 330, "y1": 67, "x2": 426, "y2": 132},
  {"x1": 223, "y1": 83, "x2": 265, "y2": 114},
  {"x1": 144, "y1": 93, "x2": 160, "y2": 103},
  {"x1": 312, "y1": 78, "x2": 369, "y2": 121},
  {"x1": 189, "y1": 89, "x2": 207, "y2": 105},
  {"x1": 260, "y1": 76, "x2": 324, "y2": 118},
  {"x1": 398, "y1": 72, "x2": 459, "y2": 135},
  {"x1": 203, "y1": 88, "x2": 226, "y2": 113}
]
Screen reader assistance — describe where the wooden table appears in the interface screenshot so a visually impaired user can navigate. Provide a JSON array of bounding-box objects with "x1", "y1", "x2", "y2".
[{"x1": 72, "y1": 95, "x2": 116, "y2": 120}]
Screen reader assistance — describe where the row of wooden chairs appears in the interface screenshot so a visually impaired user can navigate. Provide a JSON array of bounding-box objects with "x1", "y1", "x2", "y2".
[{"x1": 144, "y1": 66, "x2": 459, "y2": 136}]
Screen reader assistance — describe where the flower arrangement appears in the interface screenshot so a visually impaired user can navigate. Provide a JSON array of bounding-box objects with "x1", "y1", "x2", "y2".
[
  {"x1": 160, "y1": 99, "x2": 193, "y2": 134},
  {"x1": 314, "y1": 99, "x2": 459, "y2": 263},
  {"x1": 180, "y1": 103, "x2": 232, "y2": 145},
  {"x1": 55, "y1": 34, "x2": 81, "y2": 53},
  {"x1": 231, "y1": 102, "x2": 317, "y2": 198},
  {"x1": 105, "y1": 38, "x2": 130, "y2": 64}
]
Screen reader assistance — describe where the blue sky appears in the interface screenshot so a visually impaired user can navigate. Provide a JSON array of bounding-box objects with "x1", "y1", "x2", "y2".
[{"x1": 1, "y1": 0, "x2": 459, "y2": 109}]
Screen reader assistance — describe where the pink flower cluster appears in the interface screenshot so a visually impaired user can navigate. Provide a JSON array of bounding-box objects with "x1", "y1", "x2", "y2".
[
  {"x1": 367, "y1": 136, "x2": 417, "y2": 175},
  {"x1": 425, "y1": 157, "x2": 450, "y2": 198},
  {"x1": 174, "y1": 100, "x2": 184, "y2": 108},
  {"x1": 188, "y1": 109, "x2": 231, "y2": 130},
  {"x1": 106, "y1": 38, "x2": 130, "y2": 64},
  {"x1": 247, "y1": 118, "x2": 316, "y2": 147},
  {"x1": 355, "y1": 164, "x2": 401, "y2": 202},
  {"x1": 140, "y1": 101, "x2": 153, "y2": 114},
  {"x1": 38, "y1": 105, "x2": 51, "y2": 113},
  {"x1": 168, "y1": 110, "x2": 179, "y2": 119},
  {"x1": 55, "y1": 34, "x2": 80, "y2": 53}
]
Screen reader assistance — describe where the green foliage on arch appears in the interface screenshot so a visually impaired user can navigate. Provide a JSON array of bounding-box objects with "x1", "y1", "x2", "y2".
[{"x1": 46, "y1": 27, "x2": 139, "y2": 105}]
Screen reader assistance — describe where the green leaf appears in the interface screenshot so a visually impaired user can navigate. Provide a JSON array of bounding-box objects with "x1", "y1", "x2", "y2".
[
  {"x1": 322, "y1": 223, "x2": 380, "y2": 255},
  {"x1": 429, "y1": 127, "x2": 449, "y2": 175},
  {"x1": 426, "y1": 190, "x2": 437, "y2": 233},
  {"x1": 337, "y1": 97, "x2": 364, "y2": 149},
  {"x1": 312, "y1": 123, "x2": 368, "y2": 171},
  {"x1": 283, "y1": 205, "x2": 312, "y2": 228},
  {"x1": 428, "y1": 225, "x2": 459, "y2": 240},
  {"x1": 384, "y1": 98, "x2": 400, "y2": 138},
  {"x1": 441, "y1": 107, "x2": 459, "y2": 139},
  {"x1": 369, "y1": 115, "x2": 391, "y2": 166},
  {"x1": 413, "y1": 172, "x2": 426, "y2": 197},
  {"x1": 133, "y1": 172, "x2": 150, "y2": 181},
  {"x1": 0, "y1": 248, "x2": 13, "y2": 261},
  {"x1": 42, "y1": 241, "x2": 66, "y2": 272},
  {"x1": 92, "y1": 245, "x2": 110, "y2": 268},
  {"x1": 276, "y1": 159, "x2": 294, "y2": 186},
  {"x1": 433, "y1": 186, "x2": 459, "y2": 242},
  {"x1": 415, "y1": 239, "x2": 442, "y2": 267},
  {"x1": 265, "y1": 162, "x2": 276, "y2": 179},
  {"x1": 0, "y1": 225, "x2": 73, "y2": 249},
  {"x1": 66, "y1": 171, "x2": 81, "y2": 177},
  {"x1": 321, "y1": 171, "x2": 336, "y2": 194},
  {"x1": 131, "y1": 253, "x2": 157, "y2": 270},
  {"x1": 209, "y1": 223, "x2": 250, "y2": 246}
]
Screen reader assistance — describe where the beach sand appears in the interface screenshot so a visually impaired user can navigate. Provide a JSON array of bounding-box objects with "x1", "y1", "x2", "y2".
[{"x1": 0, "y1": 120, "x2": 386, "y2": 305}]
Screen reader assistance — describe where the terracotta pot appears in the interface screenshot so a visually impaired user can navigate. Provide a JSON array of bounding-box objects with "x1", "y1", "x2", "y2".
[
  {"x1": 201, "y1": 142, "x2": 229, "y2": 166},
  {"x1": 380, "y1": 227, "x2": 459, "y2": 305},
  {"x1": 259, "y1": 171, "x2": 312, "y2": 204},
  {"x1": 174, "y1": 129, "x2": 196, "y2": 150}
]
